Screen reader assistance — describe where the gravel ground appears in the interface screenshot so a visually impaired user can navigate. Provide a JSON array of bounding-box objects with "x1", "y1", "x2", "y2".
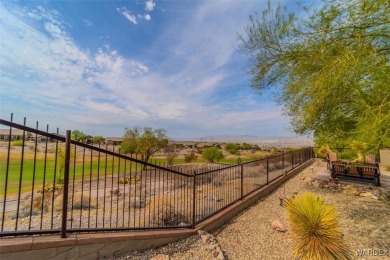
[{"x1": 110, "y1": 160, "x2": 390, "y2": 260}]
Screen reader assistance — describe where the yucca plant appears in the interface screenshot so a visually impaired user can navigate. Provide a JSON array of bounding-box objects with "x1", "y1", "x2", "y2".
[{"x1": 284, "y1": 193, "x2": 351, "y2": 260}]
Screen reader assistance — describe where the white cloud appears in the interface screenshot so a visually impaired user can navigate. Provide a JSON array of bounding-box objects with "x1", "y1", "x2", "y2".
[
  {"x1": 144, "y1": 14, "x2": 151, "y2": 21},
  {"x1": 117, "y1": 7, "x2": 137, "y2": 24},
  {"x1": 145, "y1": 0, "x2": 155, "y2": 11},
  {"x1": 0, "y1": 1, "x2": 292, "y2": 138},
  {"x1": 122, "y1": 11, "x2": 137, "y2": 24}
]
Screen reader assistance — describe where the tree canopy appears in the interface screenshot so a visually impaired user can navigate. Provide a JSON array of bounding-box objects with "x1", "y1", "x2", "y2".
[
  {"x1": 120, "y1": 127, "x2": 168, "y2": 163},
  {"x1": 240, "y1": 0, "x2": 390, "y2": 151},
  {"x1": 71, "y1": 130, "x2": 87, "y2": 142}
]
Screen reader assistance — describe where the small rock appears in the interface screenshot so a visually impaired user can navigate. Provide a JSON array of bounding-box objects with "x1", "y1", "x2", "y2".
[
  {"x1": 197, "y1": 230, "x2": 207, "y2": 236},
  {"x1": 201, "y1": 234, "x2": 214, "y2": 244},
  {"x1": 312, "y1": 180, "x2": 320, "y2": 188},
  {"x1": 272, "y1": 219, "x2": 287, "y2": 232},
  {"x1": 342, "y1": 185, "x2": 357, "y2": 195},
  {"x1": 212, "y1": 248, "x2": 220, "y2": 257},
  {"x1": 150, "y1": 254, "x2": 170, "y2": 260},
  {"x1": 209, "y1": 243, "x2": 218, "y2": 251},
  {"x1": 302, "y1": 177, "x2": 313, "y2": 185},
  {"x1": 359, "y1": 191, "x2": 374, "y2": 198},
  {"x1": 217, "y1": 251, "x2": 225, "y2": 260}
]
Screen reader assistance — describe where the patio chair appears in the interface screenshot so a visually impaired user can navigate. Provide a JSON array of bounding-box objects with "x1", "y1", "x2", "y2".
[{"x1": 364, "y1": 154, "x2": 378, "y2": 164}]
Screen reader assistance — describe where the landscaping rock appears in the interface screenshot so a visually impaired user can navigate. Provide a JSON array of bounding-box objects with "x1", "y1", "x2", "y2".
[
  {"x1": 197, "y1": 230, "x2": 207, "y2": 236},
  {"x1": 151, "y1": 254, "x2": 171, "y2": 260},
  {"x1": 271, "y1": 219, "x2": 287, "y2": 232},
  {"x1": 312, "y1": 180, "x2": 320, "y2": 188},
  {"x1": 302, "y1": 177, "x2": 313, "y2": 185},
  {"x1": 342, "y1": 185, "x2": 357, "y2": 195},
  {"x1": 201, "y1": 234, "x2": 214, "y2": 244},
  {"x1": 359, "y1": 191, "x2": 374, "y2": 198},
  {"x1": 209, "y1": 243, "x2": 218, "y2": 251},
  {"x1": 198, "y1": 230, "x2": 225, "y2": 260}
]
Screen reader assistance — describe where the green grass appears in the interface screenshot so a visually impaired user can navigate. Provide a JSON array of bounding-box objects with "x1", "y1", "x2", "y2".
[
  {"x1": 0, "y1": 152, "x2": 141, "y2": 195},
  {"x1": 0, "y1": 150, "x2": 271, "y2": 195}
]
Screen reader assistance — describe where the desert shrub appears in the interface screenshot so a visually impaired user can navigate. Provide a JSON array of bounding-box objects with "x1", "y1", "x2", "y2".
[
  {"x1": 151, "y1": 201, "x2": 190, "y2": 226},
  {"x1": 184, "y1": 151, "x2": 197, "y2": 163},
  {"x1": 284, "y1": 192, "x2": 351, "y2": 260},
  {"x1": 15, "y1": 199, "x2": 42, "y2": 219},
  {"x1": 202, "y1": 147, "x2": 224, "y2": 163},
  {"x1": 110, "y1": 188, "x2": 121, "y2": 196},
  {"x1": 119, "y1": 175, "x2": 140, "y2": 184},
  {"x1": 129, "y1": 197, "x2": 146, "y2": 209},
  {"x1": 37, "y1": 183, "x2": 63, "y2": 194},
  {"x1": 12, "y1": 140, "x2": 24, "y2": 146},
  {"x1": 240, "y1": 143, "x2": 252, "y2": 150},
  {"x1": 225, "y1": 143, "x2": 240, "y2": 155},
  {"x1": 54, "y1": 192, "x2": 96, "y2": 211},
  {"x1": 317, "y1": 146, "x2": 331, "y2": 158}
]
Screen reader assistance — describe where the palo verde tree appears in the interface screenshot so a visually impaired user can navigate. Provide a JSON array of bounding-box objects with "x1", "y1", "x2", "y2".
[
  {"x1": 202, "y1": 147, "x2": 225, "y2": 163},
  {"x1": 240, "y1": 0, "x2": 390, "y2": 151},
  {"x1": 121, "y1": 127, "x2": 169, "y2": 164},
  {"x1": 162, "y1": 144, "x2": 178, "y2": 166}
]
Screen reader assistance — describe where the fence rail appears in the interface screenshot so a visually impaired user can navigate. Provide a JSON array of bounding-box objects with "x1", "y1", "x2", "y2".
[{"x1": 0, "y1": 115, "x2": 313, "y2": 237}]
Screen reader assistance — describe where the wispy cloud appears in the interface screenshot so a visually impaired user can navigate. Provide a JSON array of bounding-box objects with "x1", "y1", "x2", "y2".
[
  {"x1": 82, "y1": 18, "x2": 93, "y2": 27},
  {"x1": 0, "y1": 1, "x2": 291, "y2": 138},
  {"x1": 116, "y1": 7, "x2": 137, "y2": 24}
]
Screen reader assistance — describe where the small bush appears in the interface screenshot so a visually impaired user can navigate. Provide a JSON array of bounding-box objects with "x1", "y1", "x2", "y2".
[
  {"x1": 37, "y1": 183, "x2": 63, "y2": 194},
  {"x1": 129, "y1": 197, "x2": 146, "y2": 209},
  {"x1": 317, "y1": 146, "x2": 331, "y2": 158},
  {"x1": 119, "y1": 175, "x2": 140, "y2": 184},
  {"x1": 284, "y1": 192, "x2": 351, "y2": 259},
  {"x1": 202, "y1": 147, "x2": 224, "y2": 163},
  {"x1": 151, "y1": 201, "x2": 190, "y2": 226},
  {"x1": 184, "y1": 152, "x2": 197, "y2": 163},
  {"x1": 12, "y1": 140, "x2": 24, "y2": 146},
  {"x1": 225, "y1": 143, "x2": 240, "y2": 155},
  {"x1": 54, "y1": 192, "x2": 96, "y2": 211}
]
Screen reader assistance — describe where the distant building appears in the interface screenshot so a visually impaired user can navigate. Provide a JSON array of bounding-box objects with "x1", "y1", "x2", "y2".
[
  {"x1": 0, "y1": 129, "x2": 29, "y2": 141},
  {"x1": 105, "y1": 137, "x2": 123, "y2": 146}
]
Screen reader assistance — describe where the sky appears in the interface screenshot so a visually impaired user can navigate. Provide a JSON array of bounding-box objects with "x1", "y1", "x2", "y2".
[{"x1": 0, "y1": 0, "x2": 313, "y2": 140}]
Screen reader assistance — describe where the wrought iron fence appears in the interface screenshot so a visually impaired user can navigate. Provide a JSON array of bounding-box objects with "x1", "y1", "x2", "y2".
[{"x1": 0, "y1": 115, "x2": 313, "y2": 237}]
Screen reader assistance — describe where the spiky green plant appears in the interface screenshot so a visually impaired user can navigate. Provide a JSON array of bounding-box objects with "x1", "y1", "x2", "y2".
[{"x1": 284, "y1": 193, "x2": 351, "y2": 260}]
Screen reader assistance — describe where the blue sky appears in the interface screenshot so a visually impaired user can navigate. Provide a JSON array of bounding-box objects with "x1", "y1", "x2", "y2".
[{"x1": 0, "y1": 0, "x2": 311, "y2": 139}]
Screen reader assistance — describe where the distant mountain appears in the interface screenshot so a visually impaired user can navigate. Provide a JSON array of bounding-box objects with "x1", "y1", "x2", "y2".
[{"x1": 175, "y1": 135, "x2": 313, "y2": 147}]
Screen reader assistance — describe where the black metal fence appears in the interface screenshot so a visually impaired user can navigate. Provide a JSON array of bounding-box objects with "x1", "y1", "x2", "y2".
[{"x1": 0, "y1": 115, "x2": 313, "y2": 237}]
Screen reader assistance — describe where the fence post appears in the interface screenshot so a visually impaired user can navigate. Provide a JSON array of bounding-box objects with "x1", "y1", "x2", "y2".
[
  {"x1": 266, "y1": 159, "x2": 269, "y2": 185},
  {"x1": 192, "y1": 170, "x2": 196, "y2": 228},
  {"x1": 61, "y1": 130, "x2": 71, "y2": 238},
  {"x1": 240, "y1": 160, "x2": 243, "y2": 199},
  {"x1": 291, "y1": 152, "x2": 294, "y2": 169}
]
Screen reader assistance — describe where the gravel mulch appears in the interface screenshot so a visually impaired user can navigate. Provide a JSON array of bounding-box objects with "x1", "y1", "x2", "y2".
[{"x1": 110, "y1": 160, "x2": 390, "y2": 260}]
